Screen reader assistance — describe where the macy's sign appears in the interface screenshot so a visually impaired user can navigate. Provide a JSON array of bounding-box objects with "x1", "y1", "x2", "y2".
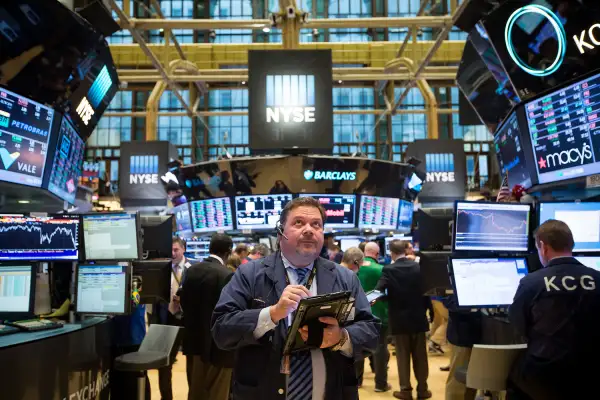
[{"x1": 538, "y1": 143, "x2": 593, "y2": 169}]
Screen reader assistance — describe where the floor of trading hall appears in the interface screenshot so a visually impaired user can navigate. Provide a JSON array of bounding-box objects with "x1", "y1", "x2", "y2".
[{"x1": 148, "y1": 349, "x2": 451, "y2": 399}]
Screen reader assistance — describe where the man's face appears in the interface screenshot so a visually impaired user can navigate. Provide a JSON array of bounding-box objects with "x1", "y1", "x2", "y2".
[
  {"x1": 407, "y1": 243, "x2": 414, "y2": 255},
  {"x1": 280, "y1": 206, "x2": 324, "y2": 266},
  {"x1": 172, "y1": 243, "x2": 185, "y2": 264}
]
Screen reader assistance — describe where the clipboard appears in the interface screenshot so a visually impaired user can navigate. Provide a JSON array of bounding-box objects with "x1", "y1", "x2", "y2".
[{"x1": 283, "y1": 290, "x2": 354, "y2": 355}]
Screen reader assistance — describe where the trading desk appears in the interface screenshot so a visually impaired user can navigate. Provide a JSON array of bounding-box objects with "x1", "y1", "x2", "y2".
[{"x1": 0, "y1": 317, "x2": 112, "y2": 400}]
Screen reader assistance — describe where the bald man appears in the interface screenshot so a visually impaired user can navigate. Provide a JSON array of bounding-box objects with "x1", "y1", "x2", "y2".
[{"x1": 357, "y1": 242, "x2": 391, "y2": 392}]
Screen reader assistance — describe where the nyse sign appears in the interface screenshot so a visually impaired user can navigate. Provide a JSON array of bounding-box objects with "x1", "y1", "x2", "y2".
[
  {"x1": 426, "y1": 172, "x2": 455, "y2": 183},
  {"x1": 266, "y1": 107, "x2": 316, "y2": 123},
  {"x1": 76, "y1": 97, "x2": 95, "y2": 126}
]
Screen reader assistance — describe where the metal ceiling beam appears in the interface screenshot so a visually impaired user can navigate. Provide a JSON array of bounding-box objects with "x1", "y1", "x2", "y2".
[
  {"x1": 103, "y1": 109, "x2": 459, "y2": 117},
  {"x1": 124, "y1": 16, "x2": 452, "y2": 30}
]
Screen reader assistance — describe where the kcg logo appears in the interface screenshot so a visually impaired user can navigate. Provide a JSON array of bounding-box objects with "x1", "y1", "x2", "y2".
[
  {"x1": 538, "y1": 143, "x2": 593, "y2": 170},
  {"x1": 129, "y1": 155, "x2": 159, "y2": 184},
  {"x1": 426, "y1": 153, "x2": 455, "y2": 183},
  {"x1": 266, "y1": 75, "x2": 316, "y2": 123}
]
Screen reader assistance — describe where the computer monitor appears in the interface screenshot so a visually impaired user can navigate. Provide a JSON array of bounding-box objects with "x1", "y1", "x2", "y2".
[
  {"x1": 190, "y1": 197, "x2": 234, "y2": 233},
  {"x1": 299, "y1": 194, "x2": 356, "y2": 229},
  {"x1": 538, "y1": 202, "x2": 600, "y2": 253},
  {"x1": 0, "y1": 264, "x2": 36, "y2": 320},
  {"x1": 493, "y1": 109, "x2": 534, "y2": 189},
  {"x1": 337, "y1": 236, "x2": 364, "y2": 252},
  {"x1": 454, "y1": 202, "x2": 531, "y2": 252},
  {"x1": 141, "y1": 215, "x2": 174, "y2": 259},
  {"x1": 173, "y1": 203, "x2": 192, "y2": 234},
  {"x1": 0, "y1": 214, "x2": 80, "y2": 261},
  {"x1": 449, "y1": 257, "x2": 528, "y2": 308},
  {"x1": 416, "y1": 209, "x2": 452, "y2": 251},
  {"x1": 132, "y1": 260, "x2": 171, "y2": 304},
  {"x1": 186, "y1": 240, "x2": 210, "y2": 261},
  {"x1": 397, "y1": 200, "x2": 414, "y2": 234},
  {"x1": 419, "y1": 251, "x2": 452, "y2": 294},
  {"x1": 82, "y1": 213, "x2": 140, "y2": 261},
  {"x1": 234, "y1": 194, "x2": 292, "y2": 230},
  {"x1": 575, "y1": 256, "x2": 600, "y2": 271},
  {"x1": 75, "y1": 263, "x2": 130, "y2": 315},
  {"x1": 384, "y1": 236, "x2": 413, "y2": 256},
  {"x1": 358, "y1": 195, "x2": 400, "y2": 230}
]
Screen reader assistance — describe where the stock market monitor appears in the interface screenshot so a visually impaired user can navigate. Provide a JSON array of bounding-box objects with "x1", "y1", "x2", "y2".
[
  {"x1": 539, "y1": 202, "x2": 600, "y2": 252},
  {"x1": 186, "y1": 240, "x2": 210, "y2": 261},
  {"x1": 397, "y1": 200, "x2": 414, "y2": 233},
  {"x1": 526, "y1": 71, "x2": 600, "y2": 185},
  {"x1": 299, "y1": 194, "x2": 356, "y2": 229},
  {"x1": 0, "y1": 87, "x2": 54, "y2": 187},
  {"x1": 0, "y1": 265, "x2": 34, "y2": 314},
  {"x1": 358, "y1": 195, "x2": 400, "y2": 230},
  {"x1": 575, "y1": 256, "x2": 600, "y2": 271},
  {"x1": 235, "y1": 194, "x2": 292, "y2": 230},
  {"x1": 45, "y1": 117, "x2": 84, "y2": 204},
  {"x1": 454, "y1": 202, "x2": 531, "y2": 252},
  {"x1": 494, "y1": 110, "x2": 533, "y2": 189},
  {"x1": 76, "y1": 264, "x2": 129, "y2": 315},
  {"x1": 0, "y1": 215, "x2": 79, "y2": 260},
  {"x1": 450, "y1": 257, "x2": 528, "y2": 307},
  {"x1": 190, "y1": 197, "x2": 233, "y2": 233},
  {"x1": 173, "y1": 203, "x2": 192, "y2": 234},
  {"x1": 82, "y1": 213, "x2": 139, "y2": 260}
]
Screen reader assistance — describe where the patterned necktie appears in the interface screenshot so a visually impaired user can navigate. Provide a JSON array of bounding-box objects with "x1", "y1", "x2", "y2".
[{"x1": 288, "y1": 267, "x2": 313, "y2": 400}]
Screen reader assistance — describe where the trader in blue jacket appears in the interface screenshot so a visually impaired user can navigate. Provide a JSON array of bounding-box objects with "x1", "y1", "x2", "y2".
[{"x1": 212, "y1": 196, "x2": 380, "y2": 400}]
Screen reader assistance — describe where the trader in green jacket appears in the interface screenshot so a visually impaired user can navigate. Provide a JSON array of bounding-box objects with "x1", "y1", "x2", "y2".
[{"x1": 357, "y1": 241, "x2": 391, "y2": 392}]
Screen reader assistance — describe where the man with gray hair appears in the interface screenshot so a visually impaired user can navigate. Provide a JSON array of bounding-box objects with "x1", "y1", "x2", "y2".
[{"x1": 340, "y1": 247, "x2": 364, "y2": 273}]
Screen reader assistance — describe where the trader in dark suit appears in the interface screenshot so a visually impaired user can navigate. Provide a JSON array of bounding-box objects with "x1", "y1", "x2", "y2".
[
  {"x1": 180, "y1": 233, "x2": 235, "y2": 400},
  {"x1": 377, "y1": 239, "x2": 432, "y2": 400},
  {"x1": 508, "y1": 220, "x2": 600, "y2": 400},
  {"x1": 211, "y1": 196, "x2": 380, "y2": 400}
]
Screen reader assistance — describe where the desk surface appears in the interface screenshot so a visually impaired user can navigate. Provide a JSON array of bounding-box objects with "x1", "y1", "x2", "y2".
[{"x1": 0, "y1": 317, "x2": 108, "y2": 349}]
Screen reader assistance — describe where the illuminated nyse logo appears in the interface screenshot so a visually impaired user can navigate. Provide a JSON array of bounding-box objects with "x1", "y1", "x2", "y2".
[
  {"x1": 304, "y1": 169, "x2": 356, "y2": 181},
  {"x1": 76, "y1": 97, "x2": 94, "y2": 126},
  {"x1": 266, "y1": 75, "x2": 316, "y2": 123},
  {"x1": 76, "y1": 66, "x2": 113, "y2": 126},
  {"x1": 129, "y1": 155, "x2": 159, "y2": 184},
  {"x1": 538, "y1": 143, "x2": 593, "y2": 170},
  {"x1": 425, "y1": 153, "x2": 455, "y2": 183}
]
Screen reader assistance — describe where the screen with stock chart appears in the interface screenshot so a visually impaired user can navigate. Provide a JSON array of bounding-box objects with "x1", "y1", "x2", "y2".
[
  {"x1": 454, "y1": 202, "x2": 531, "y2": 252},
  {"x1": 0, "y1": 215, "x2": 79, "y2": 260},
  {"x1": 526, "y1": 71, "x2": 600, "y2": 185}
]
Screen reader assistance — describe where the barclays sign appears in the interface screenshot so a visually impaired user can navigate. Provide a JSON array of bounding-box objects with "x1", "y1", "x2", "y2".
[{"x1": 304, "y1": 169, "x2": 356, "y2": 181}]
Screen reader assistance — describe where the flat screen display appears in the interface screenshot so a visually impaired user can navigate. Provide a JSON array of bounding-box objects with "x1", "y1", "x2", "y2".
[
  {"x1": 190, "y1": 197, "x2": 233, "y2": 233},
  {"x1": 0, "y1": 215, "x2": 79, "y2": 260},
  {"x1": 82, "y1": 213, "x2": 139, "y2": 261},
  {"x1": 0, "y1": 265, "x2": 33, "y2": 312},
  {"x1": 494, "y1": 110, "x2": 534, "y2": 189},
  {"x1": 358, "y1": 195, "x2": 400, "y2": 230},
  {"x1": 299, "y1": 194, "x2": 356, "y2": 229},
  {"x1": 450, "y1": 257, "x2": 528, "y2": 307},
  {"x1": 338, "y1": 237, "x2": 363, "y2": 252},
  {"x1": 235, "y1": 194, "x2": 292, "y2": 230},
  {"x1": 454, "y1": 202, "x2": 531, "y2": 252},
  {"x1": 46, "y1": 117, "x2": 84, "y2": 203},
  {"x1": 397, "y1": 200, "x2": 414, "y2": 234},
  {"x1": 0, "y1": 87, "x2": 54, "y2": 187},
  {"x1": 539, "y1": 202, "x2": 600, "y2": 252},
  {"x1": 76, "y1": 264, "x2": 128, "y2": 314},
  {"x1": 526, "y1": 71, "x2": 600, "y2": 185},
  {"x1": 186, "y1": 240, "x2": 210, "y2": 261},
  {"x1": 575, "y1": 256, "x2": 600, "y2": 271},
  {"x1": 173, "y1": 203, "x2": 192, "y2": 234}
]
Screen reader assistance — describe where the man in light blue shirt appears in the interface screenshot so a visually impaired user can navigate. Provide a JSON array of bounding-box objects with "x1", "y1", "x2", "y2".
[{"x1": 212, "y1": 196, "x2": 380, "y2": 400}]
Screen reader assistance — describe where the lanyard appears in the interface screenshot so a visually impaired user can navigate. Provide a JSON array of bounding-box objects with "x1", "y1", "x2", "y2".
[
  {"x1": 284, "y1": 265, "x2": 317, "y2": 291},
  {"x1": 172, "y1": 265, "x2": 183, "y2": 287}
]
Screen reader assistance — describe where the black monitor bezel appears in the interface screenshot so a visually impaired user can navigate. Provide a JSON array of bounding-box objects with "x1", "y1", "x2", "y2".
[
  {"x1": 131, "y1": 259, "x2": 172, "y2": 305},
  {"x1": 0, "y1": 262, "x2": 37, "y2": 321},
  {"x1": 74, "y1": 262, "x2": 131, "y2": 316},
  {"x1": 81, "y1": 212, "x2": 141, "y2": 262},
  {"x1": 448, "y1": 255, "x2": 529, "y2": 309}
]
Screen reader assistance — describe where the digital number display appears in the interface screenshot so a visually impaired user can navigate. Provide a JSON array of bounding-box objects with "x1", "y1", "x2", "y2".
[
  {"x1": 358, "y1": 195, "x2": 400, "y2": 230},
  {"x1": 46, "y1": 117, "x2": 84, "y2": 204},
  {"x1": 299, "y1": 194, "x2": 356, "y2": 229},
  {"x1": 0, "y1": 87, "x2": 54, "y2": 187},
  {"x1": 235, "y1": 194, "x2": 292, "y2": 230},
  {"x1": 190, "y1": 198, "x2": 233, "y2": 233},
  {"x1": 494, "y1": 111, "x2": 533, "y2": 189}
]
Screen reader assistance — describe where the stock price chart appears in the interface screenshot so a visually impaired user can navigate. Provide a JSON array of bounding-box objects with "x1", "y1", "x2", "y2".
[
  {"x1": 0, "y1": 215, "x2": 79, "y2": 260},
  {"x1": 454, "y1": 202, "x2": 530, "y2": 252},
  {"x1": 526, "y1": 71, "x2": 600, "y2": 184},
  {"x1": 190, "y1": 197, "x2": 233, "y2": 233}
]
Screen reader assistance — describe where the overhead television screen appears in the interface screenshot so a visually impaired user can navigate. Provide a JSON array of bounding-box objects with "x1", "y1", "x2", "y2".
[
  {"x1": 0, "y1": 87, "x2": 54, "y2": 188},
  {"x1": 0, "y1": 214, "x2": 79, "y2": 260},
  {"x1": 173, "y1": 203, "x2": 192, "y2": 234},
  {"x1": 45, "y1": 116, "x2": 84, "y2": 204},
  {"x1": 494, "y1": 110, "x2": 534, "y2": 189},
  {"x1": 397, "y1": 200, "x2": 414, "y2": 234},
  {"x1": 299, "y1": 194, "x2": 356, "y2": 229},
  {"x1": 526, "y1": 70, "x2": 600, "y2": 185},
  {"x1": 454, "y1": 201, "x2": 531, "y2": 252},
  {"x1": 358, "y1": 195, "x2": 400, "y2": 230},
  {"x1": 235, "y1": 194, "x2": 292, "y2": 230},
  {"x1": 539, "y1": 202, "x2": 600, "y2": 252},
  {"x1": 190, "y1": 197, "x2": 233, "y2": 233}
]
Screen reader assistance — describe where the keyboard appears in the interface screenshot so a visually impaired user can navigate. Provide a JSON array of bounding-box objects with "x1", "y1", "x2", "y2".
[
  {"x1": 7, "y1": 319, "x2": 64, "y2": 332},
  {"x1": 0, "y1": 324, "x2": 19, "y2": 336}
]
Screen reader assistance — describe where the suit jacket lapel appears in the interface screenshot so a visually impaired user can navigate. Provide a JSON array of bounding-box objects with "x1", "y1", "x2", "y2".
[
  {"x1": 264, "y1": 251, "x2": 288, "y2": 300},
  {"x1": 316, "y1": 257, "x2": 337, "y2": 295}
]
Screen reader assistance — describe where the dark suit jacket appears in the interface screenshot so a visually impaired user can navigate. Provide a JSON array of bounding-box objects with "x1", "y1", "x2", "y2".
[
  {"x1": 377, "y1": 258, "x2": 432, "y2": 335},
  {"x1": 211, "y1": 251, "x2": 380, "y2": 400},
  {"x1": 180, "y1": 256, "x2": 235, "y2": 368}
]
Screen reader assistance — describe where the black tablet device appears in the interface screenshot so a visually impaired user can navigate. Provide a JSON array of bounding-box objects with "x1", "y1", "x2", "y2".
[
  {"x1": 283, "y1": 291, "x2": 353, "y2": 355},
  {"x1": 365, "y1": 289, "x2": 386, "y2": 304}
]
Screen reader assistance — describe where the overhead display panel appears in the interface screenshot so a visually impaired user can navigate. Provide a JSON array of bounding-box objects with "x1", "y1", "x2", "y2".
[
  {"x1": 190, "y1": 197, "x2": 233, "y2": 233},
  {"x1": 494, "y1": 109, "x2": 535, "y2": 189},
  {"x1": 235, "y1": 194, "x2": 292, "y2": 230},
  {"x1": 299, "y1": 194, "x2": 356, "y2": 229},
  {"x1": 0, "y1": 87, "x2": 53, "y2": 188}
]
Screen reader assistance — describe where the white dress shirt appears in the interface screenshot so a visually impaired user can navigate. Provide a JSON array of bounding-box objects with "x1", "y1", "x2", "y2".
[
  {"x1": 253, "y1": 253, "x2": 353, "y2": 400},
  {"x1": 169, "y1": 258, "x2": 190, "y2": 314}
]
